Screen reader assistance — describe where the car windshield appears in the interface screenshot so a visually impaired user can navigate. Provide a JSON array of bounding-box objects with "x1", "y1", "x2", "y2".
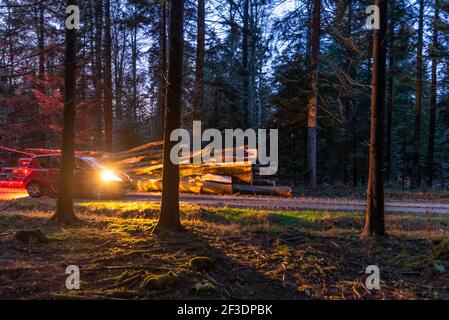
[{"x1": 81, "y1": 157, "x2": 107, "y2": 170}]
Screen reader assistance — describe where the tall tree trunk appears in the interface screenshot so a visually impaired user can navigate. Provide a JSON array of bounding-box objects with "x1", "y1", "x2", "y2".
[
  {"x1": 38, "y1": 5, "x2": 45, "y2": 80},
  {"x1": 158, "y1": 3, "x2": 167, "y2": 140},
  {"x1": 412, "y1": 0, "x2": 424, "y2": 188},
  {"x1": 214, "y1": 87, "x2": 219, "y2": 128},
  {"x1": 52, "y1": 0, "x2": 78, "y2": 224},
  {"x1": 426, "y1": 0, "x2": 439, "y2": 188},
  {"x1": 131, "y1": 25, "x2": 137, "y2": 128},
  {"x1": 94, "y1": 0, "x2": 104, "y2": 149},
  {"x1": 155, "y1": 0, "x2": 185, "y2": 232},
  {"x1": 37, "y1": 3, "x2": 46, "y2": 147},
  {"x1": 192, "y1": 0, "x2": 205, "y2": 121},
  {"x1": 352, "y1": 117, "x2": 358, "y2": 187},
  {"x1": 104, "y1": 0, "x2": 113, "y2": 151},
  {"x1": 306, "y1": 0, "x2": 321, "y2": 188},
  {"x1": 241, "y1": 0, "x2": 249, "y2": 128},
  {"x1": 363, "y1": 0, "x2": 387, "y2": 238},
  {"x1": 114, "y1": 30, "x2": 126, "y2": 120},
  {"x1": 386, "y1": 3, "x2": 395, "y2": 182}
]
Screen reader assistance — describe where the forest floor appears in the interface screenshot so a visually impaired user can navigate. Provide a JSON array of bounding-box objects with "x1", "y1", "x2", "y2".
[{"x1": 1, "y1": 197, "x2": 449, "y2": 300}]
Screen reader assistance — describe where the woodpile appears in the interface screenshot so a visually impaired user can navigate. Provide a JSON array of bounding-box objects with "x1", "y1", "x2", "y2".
[
  {"x1": 21, "y1": 140, "x2": 292, "y2": 197},
  {"x1": 105, "y1": 140, "x2": 292, "y2": 197}
]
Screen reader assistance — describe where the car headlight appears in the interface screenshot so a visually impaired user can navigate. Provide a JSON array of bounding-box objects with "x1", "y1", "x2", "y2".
[{"x1": 101, "y1": 169, "x2": 123, "y2": 182}]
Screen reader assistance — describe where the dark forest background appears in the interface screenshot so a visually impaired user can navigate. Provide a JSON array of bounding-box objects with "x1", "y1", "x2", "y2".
[{"x1": 1, "y1": 0, "x2": 449, "y2": 189}]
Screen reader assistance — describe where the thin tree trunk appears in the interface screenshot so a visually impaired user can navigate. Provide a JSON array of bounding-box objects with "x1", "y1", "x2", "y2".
[
  {"x1": 104, "y1": 0, "x2": 113, "y2": 151},
  {"x1": 192, "y1": 0, "x2": 205, "y2": 121},
  {"x1": 363, "y1": 0, "x2": 387, "y2": 238},
  {"x1": 114, "y1": 30, "x2": 126, "y2": 120},
  {"x1": 158, "y1": 3, "x2": 167, "y2": 140},
  {"x1": 412, "y1": 0, "x2": 424, "y2": 188},
  {"x1": 426, "y1": 0, "x2": 439, "y2": 188},
  {"x1": 131, "y1": 25, "x2": 137, "y2": 127},
  {"x1": 94, "y1": 0, "x2": 104, "y2": 149},
  {"x1": 155, "y1": 0, "x2": 185, "y2": 232},
  {"x1": 38, "y1": 5, "x2": 45, "y2": 80},
  {"x1": 37, "y1": 3, "x2": 46, "y2": 147},
  {"x1": 306, "y1": 0, "x2": 321, "y2": 188},
  {"x1": 352, "y1": 115, "x2": 358, "y2": 187},
  {"x1": 242, "y1": 0, "x2": 249, "y2": 128},
  {"x1": 386, "y1": 3, "x2": 394, "y2": 182},
  {"x1": 52, "y1": 0, "x2": 79, "y2": 224},
  {"x1": 214, "y1": 87, "x2": 219, "y2": 128}
]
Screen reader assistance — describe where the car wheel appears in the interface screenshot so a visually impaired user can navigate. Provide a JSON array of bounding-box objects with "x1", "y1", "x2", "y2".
[{"x1": 26, "y1": 182, "x2": 44, "y2": 198}]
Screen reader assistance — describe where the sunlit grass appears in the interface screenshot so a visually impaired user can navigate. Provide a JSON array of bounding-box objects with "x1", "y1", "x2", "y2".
[{"x1": 1, "y1": 198, "x2": 449, "y2": 299}]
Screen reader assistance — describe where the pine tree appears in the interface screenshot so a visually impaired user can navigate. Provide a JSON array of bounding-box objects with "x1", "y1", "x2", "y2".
[
  {"x1": 52, "y1": 0, "x2": 79, "y2": 224},
  {"x1": 363, "y1": 0, "x2": 387, "y2": 238},
  {"x1": 155, "y1": 0, "x2": 185, "y2": 233}
]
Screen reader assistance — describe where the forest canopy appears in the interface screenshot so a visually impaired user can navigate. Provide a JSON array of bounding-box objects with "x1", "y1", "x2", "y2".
[{"x1": 1, "y1": 0, "x2": 448, "y2": 188}]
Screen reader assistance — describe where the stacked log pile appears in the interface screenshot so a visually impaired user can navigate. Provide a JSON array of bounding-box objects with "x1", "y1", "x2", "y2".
[
  {"x1": 105, "y1": 141, "x2": 292, "y2": 197},
  {"x1": 23, "y1": 140, "x2": 292, "y2": 197}
]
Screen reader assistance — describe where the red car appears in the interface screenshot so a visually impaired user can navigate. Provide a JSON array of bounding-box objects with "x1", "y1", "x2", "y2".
[{"x1": 22, "y1": 154, "x2": 131, "y2": 198}]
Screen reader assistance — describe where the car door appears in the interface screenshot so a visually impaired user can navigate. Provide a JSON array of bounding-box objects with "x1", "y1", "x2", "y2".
[{"x1": 47, "y1": 157, "x2": 61, "y2": 195}]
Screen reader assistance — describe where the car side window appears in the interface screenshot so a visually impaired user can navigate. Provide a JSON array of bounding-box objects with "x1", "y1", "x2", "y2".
[
  {"x1": 28, "y1": 159, "x2": 40, "y2": 168},
  {"x1": 37, "y1": 157, "x2": 50, "y2": 169},
  {"x1": 49, "y1": 157, "x2": 61, "y2": 169}
]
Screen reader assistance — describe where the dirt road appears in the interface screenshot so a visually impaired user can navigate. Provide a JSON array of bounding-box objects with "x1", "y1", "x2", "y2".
[
  {"x1": 128, "y1": 192, "x2": 449, "y2": 215},
  {"x1": 1, "y1": 188, "x2": 449, "y2": 215}
]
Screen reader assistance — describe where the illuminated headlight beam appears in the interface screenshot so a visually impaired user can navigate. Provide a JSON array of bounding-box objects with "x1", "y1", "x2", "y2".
[{"x1": 101, "y1": 170, "x2": 123, "y2": 182}]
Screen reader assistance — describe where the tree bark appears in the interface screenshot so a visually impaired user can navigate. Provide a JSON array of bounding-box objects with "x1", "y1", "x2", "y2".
[
  {"x1": 94, "y1": 0, "x2": 104, "y2": 149},
  {"x1": 192, "y1": 0, "x2": 205, "y2": 121},
  {"x1": 242, "y1": 0, "x2": 249, "y2": 128},
  {"x1": 306, "y1": 0, "x2": 321, "y2": 188},
  {"x1": 52, "y1": 0, "x2": 79, "y2": 224},
  {"x1": 426, "y1": 0, "x2": 439, "y2": 188},
  {"x1": 158, "y1": 2, "x2": 167, "y2": 140},
  {"x1": 37, "y1": 3, "x2": 46, "y2": 147},
  {"x1": 386, "y1": 2, "x2": 395, "y2": 181},
  {"x1": 363, "y1": 0, "x2": 387, "y2": 238},
  {"x1": 104, "y1": 0, "x2": 113, "y2": 152},
  {"x1": 412, "y1": 0, "x2": 424, "y2": 188},
  {"x1": 131, "y1": 25, "x2": 137, "y2": 128},
  {"x1": 155, "y1": 0, "x2": 185, "y2": 232}
]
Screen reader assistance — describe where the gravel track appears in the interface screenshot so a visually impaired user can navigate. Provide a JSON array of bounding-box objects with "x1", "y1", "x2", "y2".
[{"x1": 2, "y1": 188, "x2": 449, "y2": 215}]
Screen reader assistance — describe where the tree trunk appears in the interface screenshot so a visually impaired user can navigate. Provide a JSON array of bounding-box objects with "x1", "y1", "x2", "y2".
[
  {"x1": 104, "y1": 0, "x2": 113, "y2": 152},
  {"x1": 94, "y1": 0, "x2": 104, "y2": 149},
  {"x1": 131, "y1": 25, "x2": 137, "y2": 128},
  {"x1": 214, "y1": 87, "x2": 219, "y2": 128},
  {"x1": 306, "y1": 0, "x2": 321, "y2": 188},
  {"x1": 37, "y1": 3, "x2": 46, "y2": 147},
  {"x1": 426, "y1": 0, "x2": 439, "y2": 188},
  {"x1": 114, "y1": 30, "x2": 126, "y2": 120},
  {"x1": 363, "y1": 0, "x2": 387, "y2": 238},
  {"x1": 386, "y1": 3, "x2": 394, "y2": 182},
  {"x1": 242, "y1": 0, "x2": 249, "y2": 128},
  {"x1": 158, "y1": 3, "x2": 167, "y2": 140},
  {"x1": 192, "y1": 0, "x2": 205, "y2": 121},
  {"x1": 52, "y1": 0, "x2": 79, "y2": 224},
  {"x1": 412, "y1": 0, "x2": 424, "y2": 188},
  {"x1": 155, "y1": 0, "x2": 185, "y2": 232},
  {"x1": 38, "y1": 5, "x2": 45, "y2": 80}
]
